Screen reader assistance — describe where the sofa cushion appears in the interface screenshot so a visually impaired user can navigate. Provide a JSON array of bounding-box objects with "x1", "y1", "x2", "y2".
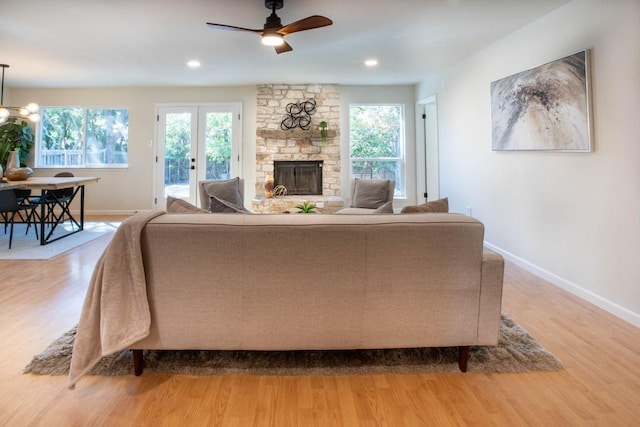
[
  {"x1": 209, "y1": 195, "x2": 250, "y2": 213},
  {"x1": 166, "y1": 196, "x2": 209, "y2": 214},
  {"x1": 400, "y1": 198, "x2": 449, "y2": 214},
  {"x1": 335, "y1": 204, "x2": 393, "y2": 215},
  {"x1": 373, "y1": 201, "x2": 394, "y2": 213},
  {"x1": 351, "y1": 179, "x2": 390, "y2": 209},
  {"x1": 201, "y1": 177, "x2": 244, "y2": 211}
]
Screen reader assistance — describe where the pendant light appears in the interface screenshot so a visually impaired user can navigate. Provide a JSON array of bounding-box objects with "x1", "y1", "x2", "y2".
[{"x1": 0, "y1": 64, "x2": 40, "y2": 125}]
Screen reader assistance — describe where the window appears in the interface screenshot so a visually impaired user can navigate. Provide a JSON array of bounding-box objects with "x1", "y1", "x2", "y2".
[
  {"x1": 37, "y1": 107, "x2": 129, "y2": 167},
  {"x1": 349, "y1": 104, "x2": 405, "y2": 197}
]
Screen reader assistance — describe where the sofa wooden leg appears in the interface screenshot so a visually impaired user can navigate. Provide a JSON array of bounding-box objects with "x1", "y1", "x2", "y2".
[
  {"x1": 458, "y1": 346, "x2": 470, "y2": 372},
  {"x1": 133, "y1": 349, "x2": 144, "y2": 376}
]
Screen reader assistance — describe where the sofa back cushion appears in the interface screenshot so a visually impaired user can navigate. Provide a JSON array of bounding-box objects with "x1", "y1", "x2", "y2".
[
  {"x1": 140, "y1": 213, "x2": 486, "y2": 350},
  {"x1": 166, "y1": 196, "x2": 209, "y2": 213},
  {"x1": 400, "y1": 198, "x2": 449, "y2": 213}
]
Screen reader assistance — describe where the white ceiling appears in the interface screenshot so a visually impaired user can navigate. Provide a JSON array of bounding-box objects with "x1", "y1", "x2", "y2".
[{"x1": 0, "y1": 0, "x2": 569, "y2": 88}]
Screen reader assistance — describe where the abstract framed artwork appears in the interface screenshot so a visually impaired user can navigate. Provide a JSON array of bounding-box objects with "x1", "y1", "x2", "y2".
[{"x1": 491, "y1": 50, "x2": 592, "y2": 151}]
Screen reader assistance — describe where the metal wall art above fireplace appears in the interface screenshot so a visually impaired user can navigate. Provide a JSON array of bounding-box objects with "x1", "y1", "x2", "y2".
[{"x1": 274, "y1": 160, "x2": 323, "y2": 195}]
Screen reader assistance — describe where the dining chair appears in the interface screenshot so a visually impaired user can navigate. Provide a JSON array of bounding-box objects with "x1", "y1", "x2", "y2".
[
  {"x1": 0, "y1": 190, "x2": 39, "y2": 249},
  {"x1": 3, "y1": 189, "x2": 34, "y2": 233},
  {"x1": 28, "y1": 171, "x2": 76, "y2": 228},
  {"x1": 47, "y1": 171, "x2": 75, "y2": 224}
]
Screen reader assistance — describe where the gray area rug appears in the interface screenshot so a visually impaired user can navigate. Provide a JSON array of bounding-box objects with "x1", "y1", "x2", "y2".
[
  {"x1": 0, "y1": 221, "x2": 119, "y2": 260},
  {"x1": 24, "y1": 314, "x2": 562, "y2": 376}
]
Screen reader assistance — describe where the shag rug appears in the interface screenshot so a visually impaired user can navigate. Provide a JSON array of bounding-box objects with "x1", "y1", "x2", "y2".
[{"x1": 24, "y1": 314, "x2": 562, "y2": 377}]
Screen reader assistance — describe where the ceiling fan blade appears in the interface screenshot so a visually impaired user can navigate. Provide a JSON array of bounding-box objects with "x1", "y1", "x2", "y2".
[
  {"x1": 279, "y1": 16, "x2": 332, "y2": 35},
  {"x1": 275, "y1": 40, "x2": 293, "y2": 54},
  {"x1": 206, "y1": 22, "x2": 263, "y2": 34}
]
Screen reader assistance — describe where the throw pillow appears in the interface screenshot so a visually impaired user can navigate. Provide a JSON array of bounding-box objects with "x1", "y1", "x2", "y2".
[
  {"x1": 400, "y1": 197, "x2": 449, "y2": 214},
  {"x1": 373, "y1": 200, "x2": 394, "y2": 213},
  {"x1": 202, "y1": 177, "x2": 244, "y2": 210},
  {"x1": 166, "y1": 196, "x2": 210, "y2": 214},
  {"x1": 209, "y1": 195, "x2": 250, "y2": 213},
  {"x1": 351, "y1": 179, "x2": 390, "y2": 209}
]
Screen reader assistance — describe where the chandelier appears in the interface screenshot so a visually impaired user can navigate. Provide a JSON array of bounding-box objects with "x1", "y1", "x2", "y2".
[{"x1": 0, "y1": 64, "x2": 40, "y2": 125}]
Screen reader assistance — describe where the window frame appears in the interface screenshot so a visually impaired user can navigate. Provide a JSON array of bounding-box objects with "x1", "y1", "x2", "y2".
[
  {"x1": 35, "y1": 105, "x2": 129, "y2": 169},
  {"x1": 348, "y1": 103, "x2": 406, "y2": 198}
]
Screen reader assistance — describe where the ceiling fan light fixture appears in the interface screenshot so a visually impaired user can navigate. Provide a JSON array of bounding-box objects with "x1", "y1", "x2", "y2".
[
  {"x1": 207, "y1": 0, "x2": 332, "y2": 54},
  {"x1": 261, "y1": 33, "x2": 284, "y2": 46}
]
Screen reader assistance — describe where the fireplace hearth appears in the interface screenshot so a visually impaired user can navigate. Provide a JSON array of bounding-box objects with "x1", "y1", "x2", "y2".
[{"x1": 274, "y1": 160, "x2": 323, "y2": 195}]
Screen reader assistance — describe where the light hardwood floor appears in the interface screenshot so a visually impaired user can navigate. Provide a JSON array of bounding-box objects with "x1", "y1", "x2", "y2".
[{"x1": 1, "y1": 216, "x2": 639, "y2": 426}]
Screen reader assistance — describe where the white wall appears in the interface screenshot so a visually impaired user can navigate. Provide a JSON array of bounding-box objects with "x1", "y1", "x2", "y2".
[
  {"x1": 10, "y1": 86, "x2": 258, "y2": 213},
  {"x1": 11, "y1": 84, "x2": 417, "y2": 211},
  {"x1": 416, "y1": 0, "x2": 640, "y2": 325}
]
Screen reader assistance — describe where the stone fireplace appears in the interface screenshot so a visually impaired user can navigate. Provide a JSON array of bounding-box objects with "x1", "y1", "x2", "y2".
[
  {"x1": 274, "y1": 160, "x2": 323, "y2": 195},
  {"x1": 252, "y1": 84, "x2": 344, "y2": 213}
]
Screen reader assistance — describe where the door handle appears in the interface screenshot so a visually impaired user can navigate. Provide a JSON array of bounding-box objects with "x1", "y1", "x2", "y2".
[{"x1": 190, "y1": 165, "x2": 195, "y2": 170}]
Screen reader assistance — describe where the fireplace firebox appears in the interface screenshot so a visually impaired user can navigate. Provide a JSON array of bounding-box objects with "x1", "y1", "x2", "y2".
[{"x1": 274, "y1": 160, "x2": 323, "y2": 195}]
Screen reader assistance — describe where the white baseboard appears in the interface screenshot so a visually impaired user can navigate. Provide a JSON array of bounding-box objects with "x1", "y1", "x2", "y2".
[{"x1": 485, "y1": 241, "x2": 640, "y2": 328}]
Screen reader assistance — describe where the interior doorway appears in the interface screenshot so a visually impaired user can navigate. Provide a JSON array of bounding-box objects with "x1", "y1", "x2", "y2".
[
  {"x1": 417, "y1": 96, "x2": 439, "y2": 202},
  {"x1": 155, "y1": 103, "x2": 242, "y2": 208}
]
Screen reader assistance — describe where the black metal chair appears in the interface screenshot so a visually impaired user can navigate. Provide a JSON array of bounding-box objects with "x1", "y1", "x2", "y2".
[
  {"x1": 46, "y1": 171, "x2": 75, "y2": 224},
  {"x1": 13, "y1": 188, "x2": 34, "y2": 229},
  {"x1": 27, "y1": 171, "x2": 76, "y2": 230},
  {"x1": 3, "y1": 188, "x2": 33, "y2": 234},
  {"x1": 0, "y1": 190, "x2": 39, "y2": 249}
]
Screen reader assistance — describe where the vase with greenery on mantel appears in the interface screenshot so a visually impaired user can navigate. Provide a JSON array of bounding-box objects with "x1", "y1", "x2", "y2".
[
  {"x1": 0, "y1": 118, "x2": 34, "y2": 172},
  {"x1": 319, "y1": 121, "x2": 328, "y2": 145}
]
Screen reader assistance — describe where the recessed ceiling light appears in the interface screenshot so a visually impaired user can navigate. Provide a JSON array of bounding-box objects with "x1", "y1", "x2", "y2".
[
  {"x1": 187, "y1": 60, "x2": 201, "y2": 68},
  {"x1": 364, "y1": 59, "x2": 378, "y2": 67}
]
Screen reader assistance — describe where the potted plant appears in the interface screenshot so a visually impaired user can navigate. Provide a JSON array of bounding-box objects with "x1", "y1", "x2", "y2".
[
  {"x1": 295, "y1": 201, "x2": 316, "y2": 213},
  {"x1": 0, "y1": 118, "x2": 34, "y2": 170}
]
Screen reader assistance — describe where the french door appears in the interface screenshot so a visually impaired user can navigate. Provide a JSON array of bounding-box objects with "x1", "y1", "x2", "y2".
[{"x1": 155, "y1": 103, "x2": 242, "y2": 208}]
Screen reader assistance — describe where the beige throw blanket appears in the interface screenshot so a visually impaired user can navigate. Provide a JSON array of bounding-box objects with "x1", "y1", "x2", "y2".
[{"x1": 68, "y1": 210, "x2": 164, "y2": 388}]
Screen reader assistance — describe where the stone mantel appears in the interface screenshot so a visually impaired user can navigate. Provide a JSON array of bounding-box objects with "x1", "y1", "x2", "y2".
[{"x1": 256, "y1": 128, "x2": 338, "y2": 142}]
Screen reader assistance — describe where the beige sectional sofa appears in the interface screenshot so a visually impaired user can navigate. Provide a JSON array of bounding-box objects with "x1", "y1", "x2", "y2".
[{"x1": 128, "y1": 212, "x2": 504, "y2": 373}]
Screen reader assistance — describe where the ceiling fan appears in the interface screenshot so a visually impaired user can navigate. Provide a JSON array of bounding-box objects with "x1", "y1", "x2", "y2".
[{"x1": 206, "y1": 0, "x2": 333, "y2": 54}]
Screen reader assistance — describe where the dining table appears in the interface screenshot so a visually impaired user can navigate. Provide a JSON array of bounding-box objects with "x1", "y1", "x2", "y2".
[{"x1": 1, "y1": 176, "x2": 100, "y2": 245}]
